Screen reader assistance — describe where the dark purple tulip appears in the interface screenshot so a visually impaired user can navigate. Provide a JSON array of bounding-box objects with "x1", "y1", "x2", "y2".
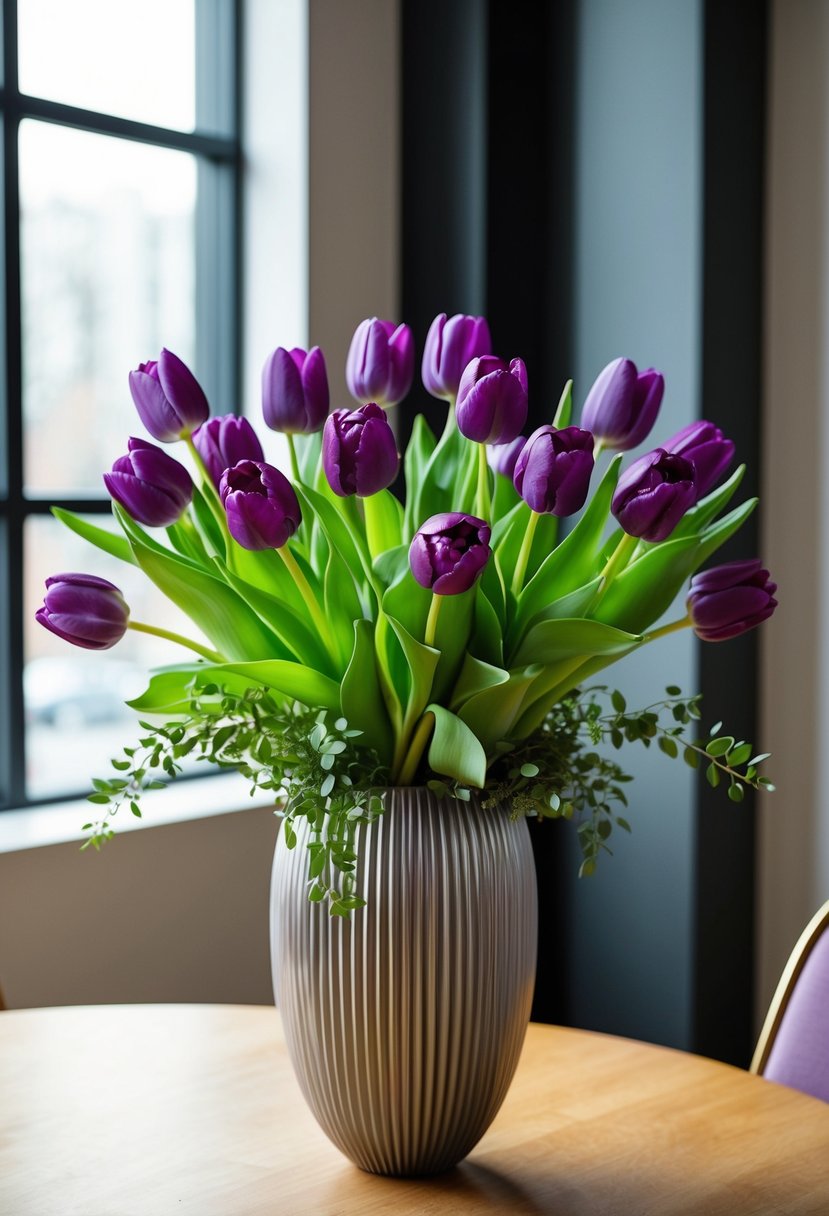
[
  {"x1": 487, "y1": 435, "x2": 526, "y2": 479},
  {"x1": 611, "y1": 448, "x2": 696, "y2": 543},
  {"x1": 456, "y1": 355, "x2": 528, "y2": 445},
  {"x1": 422, "y1": 312, "x2": 492, "y2": 401},
  {"x1": 261, "y1": 346, "x2": 329, "y2": 434},
  {"x1": 103, "y1": 437, "x2": 193, "y2": 526},
  {"x1": 219, "y1": 460, "x2": 301, "y2": 550},
  {"x1": 581, "y1": 357, "x2": 664, "y2": 451},
  {"x1": 663, "y1": 420, "x2": 735, "y2": 500},
  {"x1": 322, "y1": 403, "x2": 399, "y2": 497},
  {"x1": 687, "y1": 559, "x2": 778, "y2": 642},
  {"x1": 409, "y1": 513, "x2": 492, "y2": 596},
  {"x1": 128, "y1": 348, "x2": 209, "y2": 442},
  {"x1": 513, "y1": 426, "x2": 595, "y2": 516},
  {"x1": 346, "y1": 317, "x2": 414, "y2": 407},
  {"x1": 35, "y1": 573, "x2": 129, "y2": 651},
  {"x1": 192, "y1": 414, "x2": 265, "y2": 489}
]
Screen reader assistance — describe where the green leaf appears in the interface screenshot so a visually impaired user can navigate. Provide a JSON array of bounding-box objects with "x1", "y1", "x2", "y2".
[
  {"x1": 551, "y1": 379, "x2": 573, "y2": 429},
  {"x1": 706, "y1": 736, "x2": 734, "y2": 757},
  {"x1": 450, "y1": 655, "x2": 510, "y2": 709},
  {"x1": 728, "y1": 782, "x2": 745, "y2": 803},
  {"x1": 423, "y1": 703, "x2": 487, "y2": 788},
  {"x1": 293, "y1": 430, "x2": 323, "y2": 485},
  {"x1": 340, "y1": 620, "x2": 394, "y2": 765},
  {"x1": 457, "y1": 666, "x2": 541, "y2": 752},
  {"x1": 470, "y1": 589, "x2": 504, "y2": 667},
  {"x1": 670, "y1": 465, "x2": 746, "y2": 539},
  {"x1": 364, "y1": 489, "x2": 404, "y2": 559},
  {"x1": 729, "y1": 743, "x2": 753, "y2": 767},
  {"x1": 51, "y1": 506, "x2": 136, "y2": 565},
  {"x1": 216, "y1": 659, "x2": 342, "y2": 711},
  {"x1": 492, "y1": 501, "x2": 558, "y2": 591},
  {"x1": 510, "y1": 577, "x2": 604, "y2": 649},
  {"x1": 511, "y1": 618, "x2": 642, "y2": 668},
  {"x1": 403, "y1": 413, "x2": 438, "y2": 537},
  {"x1": 658, "y1": 736, "x2": 678, "y2": 758},
  {"x1": 213, "y1": 558, "x2": 329, "y2": 671}
]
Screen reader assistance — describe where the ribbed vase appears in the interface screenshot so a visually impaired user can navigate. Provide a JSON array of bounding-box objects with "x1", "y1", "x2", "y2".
[{"x1": 269, "y1": 787, "x2": 538, "y2": 1177}]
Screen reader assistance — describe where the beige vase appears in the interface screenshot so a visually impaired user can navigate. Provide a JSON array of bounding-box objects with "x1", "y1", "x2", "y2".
[{"x1": 269, "y1": 787, "x2": 538, "y2": 1177}]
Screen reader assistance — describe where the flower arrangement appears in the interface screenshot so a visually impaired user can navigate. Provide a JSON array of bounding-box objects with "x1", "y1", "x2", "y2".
[{"x1": 37, "y1": 315, "x2": 776, "y2": 914}]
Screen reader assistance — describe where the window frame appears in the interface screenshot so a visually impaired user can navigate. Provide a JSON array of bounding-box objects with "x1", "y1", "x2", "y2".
[{"x1": 0, "y1": 0, "x2": 242, "y2": 810}]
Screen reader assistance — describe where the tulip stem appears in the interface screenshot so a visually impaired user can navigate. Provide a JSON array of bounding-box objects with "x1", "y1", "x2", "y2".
[
  {"x1": 511, "y1": 511, "x2": 541, "y2": 597},
  {"x1": 643, "y1": 614, "x2": 692, "y2": 644},
  {"x1": 286, "y1": 434, "x2": 301, "y2": 484},
  {"x1": 440, "y1": 398, "x2": 456, "y2": 443},
  {"x1": 128, "y1": 620, "x2": 224, "y2": 664},
  {"x1": 475, "y1": 443, "x2": 491, "y2": 520},
  {"x1": 395, "y1": 712, "x2": 435, "y2": 786},
  {"x1": 589, "y1": 532, "x2": 639, "y2": 613},
  {"x1": 593, "y1": 439, "x2": 605, "y2": 460},
  {"x1": 184, "y1": 434, "x2": 232, "y2": 555},
  {"x1": 277, "y1": 544, "x2": 336, "y2": 658},
  {"x1": 425, "y1": 594, "x2": 442, "y2": 647}
]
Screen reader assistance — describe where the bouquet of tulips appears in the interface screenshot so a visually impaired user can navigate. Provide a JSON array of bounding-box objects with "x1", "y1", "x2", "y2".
[{"x1": 37, "y1": 313, "x2": 776, "y2": 905}]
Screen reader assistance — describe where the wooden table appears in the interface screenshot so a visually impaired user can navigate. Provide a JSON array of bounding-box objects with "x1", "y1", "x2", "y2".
[{"x1": 1, "y1": 1005, "x2": 828, "y2": 1215}]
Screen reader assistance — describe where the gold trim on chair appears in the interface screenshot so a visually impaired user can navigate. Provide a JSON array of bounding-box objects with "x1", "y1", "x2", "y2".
[{"x1": 751, "y1": 899, "x2": 829, "y2": 1076}]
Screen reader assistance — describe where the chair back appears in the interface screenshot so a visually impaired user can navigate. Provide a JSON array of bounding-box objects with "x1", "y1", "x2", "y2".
[{"x1": 751, "y1": 900, "x2": 829, "y2": 1102}]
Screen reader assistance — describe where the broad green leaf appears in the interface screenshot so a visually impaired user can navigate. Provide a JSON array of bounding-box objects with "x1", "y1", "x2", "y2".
[
  {"x1": 386, "y1": 614, "x2": 440, "y2": 730},
  {"x1": 509, "y1": 576, "x2": 603, "y2": 652},
  {"x1": 51, "y1": 507, "x2": 136, "y2": 566},
  {"x1": 511, "y1": 617, "x2": 642, "y2": 668},
  {"x1": 363, "y1": 489, "x2": 404, "y2": 558},
  {"x1": 671, "y1": 465, "x2": 746, "y2": 539},
  {"x1": 491, "y1": 467, "x2": 522, "y2": 520},
  {"x1": 324, "y1": 544, "x2": 364, "y2": 669},
  {"x1": 552, "y1": 379, "x2": 573, "y2": 428},
  {"x1": 114, "y1": 505, "x2": 283, "y2": 661},
  {"x1": 217, "y1": 659, "x2": 342, "y2": 710},
  {"x1": 340, "y1": 619, "x2": 394, "y2": 764},
  {"x1": 450, "y1": 655, "x2": 510, "y2": 710},
  {"x1": 457, "y1": 667, "x2": 541, "y2": 752},
  {"x1": 470, "y1": 589, "x2": 504, "y2": 666},
  {"x1": 411, "y1": 419, "x2": 469, "y2": 526},
  {"x1": 382, "y1": 574, "x2": 475, "y2": 701},
  {"x1": 294, "y1": 430, "x2": 323, "y2": 485},
  {"x1": 403, "y1": 413, "x2": 437, "y2": 537},
  {"x1": 424, "y1": 703, "x2": 487, "y2": 788},
  {"x1": 189, "y1": 485, "x2": 227, "y2": 558},
  {"x1": 214, "y1": 558, "x2": 330, "y2": 671},
  {"x1": 295, "y1": 483, "x2": 374, "y2": 601},
  {"x1": 126, "y1": 665, "x2": 256, "y2": 714},
  {"x1": 373, "y1": 544, "x2": 410, "y2": 592}
]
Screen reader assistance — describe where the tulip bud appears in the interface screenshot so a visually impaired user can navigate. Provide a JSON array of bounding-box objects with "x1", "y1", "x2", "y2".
[
  {"x1": 35, "y1": 573, "x2": 129, "y2": 650},
  {"x1": 581, "y1": 357, "x2": 664, "y2": 451},
  {"x1": 687, "y1": 559, "x2": 778, "y2": 642},
  {"x1": 409, "y1": 512, "x2": 492, "y2": 596},
  {"x1": 103, "y1": 437, "x2": 193, "y2": 526},
  {"x1": 663, "y1": 420, "x2": 735, "y2": 500},
  {"x1": 513, "y1": 426, "x2": 594, "y2": 516},
  {"x1": 262, "y1": 346, "x2": 329, "y2": 434},
  {"x1": 422, "y1": 312, "x2": 492, "y2": 401},
  {"x1": 128, "y1": 348, "x2": 209, "y2": 442},
  {"x1": 611, "y1": 448, "x2": 696, "y2": 543},
  {"x1": 322, "y1": 403, "x2": 399, "y2": 497},
  {"x1": 219, "y1": 460, "x2": 301, "y2": 550},
  {"x1": 346, "y1": 318, "x2": 414, "y2": 407},
  {"x1": 456, "y1": 356, "x2": 528, "y2": 445},
  {"x1": 192, "y1": 415, "x2": 265, "y2": 490},
  {"x1": 487, "y1": 435, "x2": 526, "y2": 480}
]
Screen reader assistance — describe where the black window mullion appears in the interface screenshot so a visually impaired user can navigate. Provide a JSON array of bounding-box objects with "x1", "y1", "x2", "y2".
[{"x1": 1, "y1": 0, "x2": 25, "y2": 807}]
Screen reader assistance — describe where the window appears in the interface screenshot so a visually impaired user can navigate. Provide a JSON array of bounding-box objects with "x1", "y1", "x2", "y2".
[{"x1": 0, "y1": 0, "x2": 240, "y2": 807}]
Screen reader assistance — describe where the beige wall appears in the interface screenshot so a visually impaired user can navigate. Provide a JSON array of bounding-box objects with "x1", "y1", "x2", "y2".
[{"x1": 759, "y1": 0, "x2": 829, "y2": 1018}]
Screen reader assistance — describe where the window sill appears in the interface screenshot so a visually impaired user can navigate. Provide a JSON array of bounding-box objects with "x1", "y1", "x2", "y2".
[{"x1": 0, "y1": 773, "x2": 277, "y2": 855}]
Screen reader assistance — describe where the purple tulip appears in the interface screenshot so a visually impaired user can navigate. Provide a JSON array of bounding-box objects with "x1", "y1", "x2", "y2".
[
  {"x1": 611, "y1": 448, "x2": 696, "y2": 543},
  {"x1": 422, "y1": 312, "x2": 492, "y2": 401},
  {"x1": 219, "y1": 460, "x2": 301, "y2": 550},
  {"x1": 409, "y1": 512, "x2": 492, "y2": 596},
  {"x1": 488, "y1": 435, "x2": 527, "y2": 479},
  {"x1": 261, "y1": 346, "x2": 329, "y2": 434},
  {"x1": 35, "y1": 573, "x2": 129, "y2": 650},
  {"x1": 103, "y1": 437, "x2": 193, "y2": 526},
  {"x1": 663, "y1": 420, "x2": 735, "y2": 500},
  {"x1": 581, "y1": 357, "x2": 664, "y2": 451},
  {"x1": 513, "y1": 426, "x2": 595, "y2": 516},
  {"x1": 128, "y1": 348, "x2": 209, "y2": 442},
  {"x1": 456, "y1": 356, "x2": 528, "y2": 445},
  {"x1": 192, "y1": 415, "x2": 265, "y2": 489},
  {"x1": 687, "y1": 560, "x2": 778, "y2": 642},
  {"x1": 322, "y1": 403, "x2": 399, "y2": 497},
  {"x1": 346, "y1": 318, "x2": 414, "y2": 407}
]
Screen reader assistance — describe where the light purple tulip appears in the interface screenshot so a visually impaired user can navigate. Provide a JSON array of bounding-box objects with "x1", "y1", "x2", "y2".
[
  {"x1": 488, "y1": 435, "x2": 527, "y2": 480},
  {"x1": 346, "y1": 317, "x2": 414, "y2": 407},
  {"x1": 35, "y1": 573, "x2": 129, "y2": 650},
  {"x1": 581, "y1": 358, "x2": 664, "y2": 451},
  {"x1": 262, "y1": 346, "x2": 329, "y2": 434},
  {"x1": 104, "y1": 437, "x2": 193, "y2": 527},
  {"x1": 192, "y1": 415, "x2": 265, "y2": 489},
  {"x1": 687, "y1": 559, "x2": 777, "y2": 642},
  {"x1": 456, "y1": 355, "x2": 528, "y2": 445},
  {"x1": 422, "y1": 313, "x2": 492, "y2": 401},
  {"x1": 128, "y1": 348, "x2": 209, "y2": 442}
]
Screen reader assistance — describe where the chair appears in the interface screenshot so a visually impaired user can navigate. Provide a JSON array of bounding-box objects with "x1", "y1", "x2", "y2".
[{"x1": 751, "y1": 899, "x2": 829, "y2": 1102}]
